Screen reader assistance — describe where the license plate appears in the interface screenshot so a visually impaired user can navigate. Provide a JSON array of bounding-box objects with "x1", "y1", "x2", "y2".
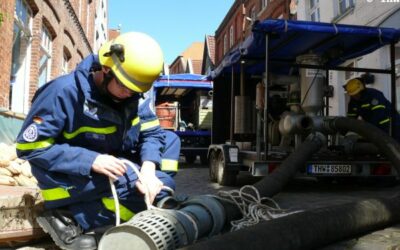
[{"x1": 308, "y1": 164, "x2": 352, "y2": 174}]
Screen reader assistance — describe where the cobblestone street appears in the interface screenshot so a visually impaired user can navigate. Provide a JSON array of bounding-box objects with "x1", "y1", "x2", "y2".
[
  {"x1": 175, "y1": 158, "x2": 400, "y2": 250},
  {"x1": 11, "y1": 158, "x2": 400, "y2": 250}
]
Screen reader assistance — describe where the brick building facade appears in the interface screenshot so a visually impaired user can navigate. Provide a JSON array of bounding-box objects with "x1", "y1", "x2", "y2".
[
  {"x1": 214, "y1": 0, "x2": 293, "y2": 65},
  {"x1": 169, "y1": 42, "x2": 204, "y2": 74},
  {"x1": 0, "y1": 0, "x2": 108, "y2": 114}
]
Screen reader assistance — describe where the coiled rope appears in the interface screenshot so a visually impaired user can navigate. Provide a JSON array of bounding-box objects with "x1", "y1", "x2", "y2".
[{"x1": 217, "y1": 185, "x2": 302, "y2": 231}]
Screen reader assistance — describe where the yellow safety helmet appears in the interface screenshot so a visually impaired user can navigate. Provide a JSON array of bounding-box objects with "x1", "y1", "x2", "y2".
[
  {"x1": 99, "y1": 32, "x2": 164, "y2": 93},
  {"x1": 343, "y1": 78, "x2": 365, "y2": 96}
]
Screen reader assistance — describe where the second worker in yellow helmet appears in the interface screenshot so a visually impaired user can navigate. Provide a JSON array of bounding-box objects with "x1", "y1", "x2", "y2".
[{"x1": 343, "y1": 77, "x2": 400, "y2": 142}]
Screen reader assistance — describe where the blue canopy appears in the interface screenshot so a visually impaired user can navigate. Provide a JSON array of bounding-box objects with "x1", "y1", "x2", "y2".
[
  {"x1": 211, "y1": 19, "x2": 400, "y2": 78},
  {"x1": 154, "y1": 74, "x2": 213, "y2": 89}
]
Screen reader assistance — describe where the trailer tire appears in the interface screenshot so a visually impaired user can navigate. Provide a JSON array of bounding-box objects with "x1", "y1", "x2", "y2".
[
  {"x1": 185, "y1": 154, "x2": 196, "y2": 164},
  {"x1": 216, "y1": 151, "x2": 237, "y2": 186},
  {"x1": 209, "y1": 150, "x2": 218, "y2": 182}
]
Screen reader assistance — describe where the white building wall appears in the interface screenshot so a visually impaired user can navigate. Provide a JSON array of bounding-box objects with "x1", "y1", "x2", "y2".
[
  {"x1": 94, "y1": 0, "x2": 108, "y2": 52},
  {"x1": 296, "y1": 0, "x2": 400, "y2": 116}
]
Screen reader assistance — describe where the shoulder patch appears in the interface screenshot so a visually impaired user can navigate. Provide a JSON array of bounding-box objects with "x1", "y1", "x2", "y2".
[
  {"x1": 371, "y1": 98, "x2": 379, "y2": 106},
  {"x1": 23, "y1": 124, "x2": 38, "y2": 142}
]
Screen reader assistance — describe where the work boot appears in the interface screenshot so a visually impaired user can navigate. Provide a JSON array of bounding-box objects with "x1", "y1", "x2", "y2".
[{"x1": 36, "y1": 209, "x2": 97, "y2": 250}]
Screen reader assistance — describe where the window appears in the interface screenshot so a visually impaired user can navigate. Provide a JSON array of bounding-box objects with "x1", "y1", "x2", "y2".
[
  {"x1": 344, "y1": 58, "x2": 361, "y2": 80},
  {"x1": 223, "y1": 34, "x2": 228, "y2": 54},
  {"x1": 11, "y1": 0, "x2": 31, "y2": 81},
  {"x1": 62, "y1": 51, "x2": 70, "y2": 75},
  {"x1": 78, "y1": 0, "x2": 82, "y2": 20},
  {"x1": 250, "y1": 6, "x2": 256, "y2": 21},
  {"x1": 229, "y1": 25, "x2": 234, "y2": 48},
  {"x1": 10, "y1": 0, "x2": 32, "y2": 112},
  {"x1": 260, "y1": 0, "x2": 268, "y2": 10},
  {"x1": 38, "y1": 25, "x2": 52, "y2": 87},
  {"x1": 337, "y1": 0, "x2": 354, "y2": 17},
  {"x1": 309, "y1": 0, "x2": 320, "y2": 22},
  {"x1": 344, "y1": 62, "x2": 355, "y2": 80},
  {"x1": 86, "y1": 0, "x2": 90, "y2": 35}
]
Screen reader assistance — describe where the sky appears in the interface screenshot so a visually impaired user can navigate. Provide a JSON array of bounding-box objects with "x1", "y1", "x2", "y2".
[{"x1": 108, "y1": 1, "x2": 234, "y2": 65}]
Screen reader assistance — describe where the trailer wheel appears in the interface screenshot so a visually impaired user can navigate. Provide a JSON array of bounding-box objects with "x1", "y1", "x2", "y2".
[
  {"x1": 209, "y1": 150, "x2": 218, "y2": 182},
  {"x1": 216, "y1": 151, "x2": 237, "y2": 186},
  {"x1": 185, "y1": 154, "x2": 196, "y2": 164}
]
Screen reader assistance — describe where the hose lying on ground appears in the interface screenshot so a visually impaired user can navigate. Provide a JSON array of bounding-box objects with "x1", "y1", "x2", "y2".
[
  {"x1": 184, "y1": 117, "x2": 400, "y2": 250},
  {"x1": 182, "y1": 194, "x2": 400, "y2": 250}
]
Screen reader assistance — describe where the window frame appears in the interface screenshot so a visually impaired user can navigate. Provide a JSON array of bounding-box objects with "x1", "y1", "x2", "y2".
[
  {"x1": 62, "y1": 52, "x2": 69, "y2": 75},
  {"x1": 223, "y1": 33, "x2": 228, "y2": 54},
  {"x1": 309, "y1": 0, "x2": 320, "y2": 22},
  {"x1": 38, "y1": 25, "x2": 53, "y2": 87},
  {"x1": 10, "y1": 0, "x2": 32, "y2": 113},
  {"x1": 335, "y1": 0, "x2": 355, "y2": 19},
  {"x1": 229, "y1": 25, "x2": 234, "y2": 48}
]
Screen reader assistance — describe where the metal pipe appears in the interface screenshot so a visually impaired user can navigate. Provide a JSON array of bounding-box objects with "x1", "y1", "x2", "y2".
[
  {"x1": 325, "y1": 69, "x2": 329, "y2": 116},
  {"x1": 240, "y1": 62, "x2": 245, "y2": 95},
  {"x1": 230, "y1": 66, "x2": 235, "y2": 142},
  {"x1": 278, "y1": 113, "x2": 313, "y2": 136},
  {"x1": 390, "y1": 43, "x2": 396, "y2": 138},
  {"x1": 256, "y1": 110, "x2": 262, "y2": 160},
  {"x1": 271, "y1": 61, "x2": 393, "y2": 74},
  {"x1": 263, "y1": 34, "x2": 269, "y2": 160}
]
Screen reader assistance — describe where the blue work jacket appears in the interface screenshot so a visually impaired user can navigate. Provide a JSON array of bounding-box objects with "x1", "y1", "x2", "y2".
[
  {"x1": 16, "y1": 55, "x2": 165, "y2": 205},
  {"x1": 347, "y1": 87, "x2": 400, "y2": 139}
]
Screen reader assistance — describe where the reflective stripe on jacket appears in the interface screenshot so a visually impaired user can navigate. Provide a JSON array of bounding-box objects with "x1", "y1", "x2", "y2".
[{"x1": 346, "y1": 87, "x2": 400, "y2": 135}]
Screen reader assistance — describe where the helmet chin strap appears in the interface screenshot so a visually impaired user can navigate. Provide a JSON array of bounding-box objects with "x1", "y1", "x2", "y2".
[{"x1": 100, "y1": 71, "x2": 126, "y2": 103}]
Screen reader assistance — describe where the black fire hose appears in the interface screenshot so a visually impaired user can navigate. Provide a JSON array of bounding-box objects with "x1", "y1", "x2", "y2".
[
  {"x1": 325, "y1": 117, "x2": 400, "y2": 175},
  {"x1": 217, "y1": 133, "x2": 326, "y2": 222},
  {"x1": 252, "y1": 133, "x2": 325, "y2": 197},
  {"x1": 183, "y1": 117, "x2": 400, "y2": 250},
  {"x1": 182, "y1": 195, "x2": 400, "y2": 250}
]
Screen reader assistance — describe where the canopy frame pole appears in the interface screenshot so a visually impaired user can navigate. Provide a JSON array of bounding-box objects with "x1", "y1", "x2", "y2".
[
  {"x1": 390, "y1": 42, "x2": 397, "y2": 137},
  {"x1": 230, "y1": 66, "x2": 235, "y2": 143},
  {"x1": 263, "y1": 34, "x2": 270, "y2": 160}
]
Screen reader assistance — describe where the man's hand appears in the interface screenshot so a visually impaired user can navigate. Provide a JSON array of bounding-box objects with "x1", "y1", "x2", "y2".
[
  {"x1": 91, "y1": 154, "x2": 127, "y2": 180},
  {"x1": 136, "y1": 161, "x2": 163, "y2": 204}
]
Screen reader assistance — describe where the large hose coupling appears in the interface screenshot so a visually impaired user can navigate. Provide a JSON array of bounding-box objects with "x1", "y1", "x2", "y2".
[{"x1": 278, "y1": 112, "x2": 313, "y2": 136}]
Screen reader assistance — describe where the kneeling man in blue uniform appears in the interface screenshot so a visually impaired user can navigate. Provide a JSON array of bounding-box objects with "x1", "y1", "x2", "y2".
[
  {"x1": 16, "y1": 32, "x2": 180, "y2": 250},
  {"x1": 344, "y1": 77, "x2": 400, "y2": 142}
]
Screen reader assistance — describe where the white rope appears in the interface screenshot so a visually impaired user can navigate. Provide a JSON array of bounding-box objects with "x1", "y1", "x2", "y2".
[
  {"x1": 216, "y1": 185, "x2": 302, "y2": 231},
  {"x1": 110, "y1": 159, "x2": 174, "y2": 226}
]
